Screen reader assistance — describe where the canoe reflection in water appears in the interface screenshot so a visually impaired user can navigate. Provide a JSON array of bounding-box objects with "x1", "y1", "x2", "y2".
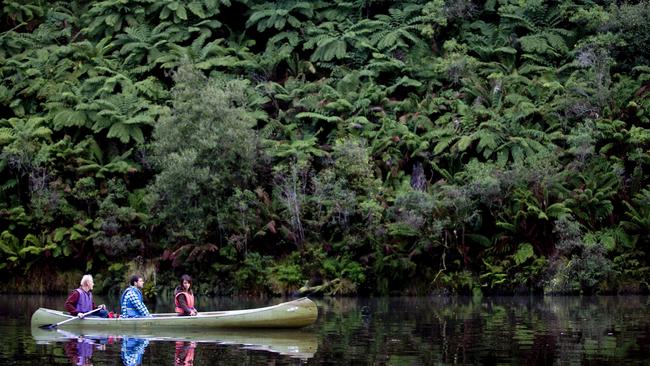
[
  {"x1": 175, "y1": 341, "x2": 196, "y2": 366},
  {"x1": 121, "y1": 337, "x2": 149, "y2": 366},
  {"x1": 32, "y1": 326, "x2": 318, "y2": 361}
]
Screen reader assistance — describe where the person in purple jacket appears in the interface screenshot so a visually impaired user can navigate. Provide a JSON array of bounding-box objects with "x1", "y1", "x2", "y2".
[{"x1": 64, "y1": 274, "x2": 108, "y2": 318}]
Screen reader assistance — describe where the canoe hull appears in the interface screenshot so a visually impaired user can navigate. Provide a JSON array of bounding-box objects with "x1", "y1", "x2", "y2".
[{"x1": 31, "y1": 297, "x2": 318, "y2": 330}]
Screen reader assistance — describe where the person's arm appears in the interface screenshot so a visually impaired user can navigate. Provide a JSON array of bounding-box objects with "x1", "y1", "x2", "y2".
[
  {"x1": 133, "y1": 295, "x2": 151, "y2": 317},
  {"x1": 177, "y1": 294, "x2": 192, "y2": 315},
  {"x1": 64, "y1": 291, "x2": 80, "y2": 315}
]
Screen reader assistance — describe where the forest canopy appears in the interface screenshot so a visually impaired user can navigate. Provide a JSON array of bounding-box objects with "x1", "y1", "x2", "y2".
[{"x1": 1, "y1": 0, "x2": 650, "y2": 296}]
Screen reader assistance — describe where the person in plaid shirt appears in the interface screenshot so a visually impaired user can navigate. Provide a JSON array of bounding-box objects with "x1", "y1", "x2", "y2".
[{"x1": 120, "y1": 275, "x2": 152, "y2": 318}]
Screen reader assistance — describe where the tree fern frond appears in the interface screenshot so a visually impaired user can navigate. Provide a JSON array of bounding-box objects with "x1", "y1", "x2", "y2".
[
  {"x1": 296, "y1": 112, "x2": 342, "y2": 123},
  {"x1": 310, "y1": 37, "x2": 347, "y2": 62},
  {"x1": 501, "y1": 13, "x2": 538, "y2": 32}
]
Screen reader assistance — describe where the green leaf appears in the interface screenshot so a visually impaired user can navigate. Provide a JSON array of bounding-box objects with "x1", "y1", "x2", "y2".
[
  {"x1": 495, "y1": 46, "x2": 517, "y2": 54},
  {"x1": 311, "y1": 38, "x2": 347, "y2": 61},
  {"x1": 53, "y1": 228, "x2": 68, "y2": 242},
  {"x1": 19, "y1": 246, "x2": 43, "y2": 255},
  {"x1": 457, "y1": 135, "x2": 474, "y2": 152},
  {"x1": 433, "y1": 137, "x2": 452, "y2": 155},
  {"x1": 496, "y1": 221, "x2": 515, "y2": 232},
  {"x1": 176, "y1": 5, "x2": 188, "y2": 20},
  {"x1": 387, "y1": 222, "x2": 419, "y2": 237},
  {"x1": 105, "y1": 14, "x2": 119, "y2": 27},
  {"x1": 23, "y1": 234, "x2": 40, "y2": 247},
  {"x1": 296, "y1": 112, "x2": 342, "y2": 123},
  {"x1": 0, "y1": 242, "x2": 17, "y2": 256},
  {"x1": 514, "y1": 243, "x2": 534, "y2": 265},
  {"x1": 546, "y1": 203, "x2": 572, "y2": 219},
  {"x1": 188, "y1": 3, "x2": 206, "y2": 18},
  {"x1": 70, "y1": 229, "x2": 83, "y2": 240},
  {"x1": 160, "y1": 7, "x2": 171, "y2": 19},
  {"x1": 86, "y1": 259, "x2": 93, "y2": 272}
]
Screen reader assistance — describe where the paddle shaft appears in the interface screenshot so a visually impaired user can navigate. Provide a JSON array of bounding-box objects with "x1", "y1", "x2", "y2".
[{"x1": 50, "y1": 307, "x2": 102, "y2": 328}]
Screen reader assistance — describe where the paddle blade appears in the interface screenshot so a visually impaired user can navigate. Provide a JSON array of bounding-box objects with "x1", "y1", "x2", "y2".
[{"x1": 38, "y1": 324, "x2": 57, "y2": 330}]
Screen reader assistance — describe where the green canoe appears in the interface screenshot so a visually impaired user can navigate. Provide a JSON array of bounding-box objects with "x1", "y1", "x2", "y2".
[{"x1": 31, "y1": 297, "x2": 318, "y2": 330}]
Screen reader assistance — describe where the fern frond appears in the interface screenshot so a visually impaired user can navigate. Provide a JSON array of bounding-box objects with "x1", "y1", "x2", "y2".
[{"x1": 296, "y1": 112, "x2": 342, "y2": 123}]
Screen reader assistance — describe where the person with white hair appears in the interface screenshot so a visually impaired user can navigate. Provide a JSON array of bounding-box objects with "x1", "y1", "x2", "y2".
[{"x1": 64, "y1": 274, "x2": 109, "y2": 318}]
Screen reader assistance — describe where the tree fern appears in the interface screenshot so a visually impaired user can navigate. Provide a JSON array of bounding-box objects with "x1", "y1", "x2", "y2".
[
  {"x1": 622, "y1": 189, "x2": 650, "y2": 234},
  {"x1": 304, "y1": 20, "x2": 374, "y2": 62},
  {"x1": 296, "y1": 111, "x2": 342, "y2": 124},
  {"x1": 500, "y1": 1, "x2": 573, "y2": 60},
  {"x1": 462, "y1": 21, "x2": 513, "y2": 61},
  {"x1": 0, "y1": 117, "x2": 52, "y2": 176},
  {"x1": 112, "y1": 23, "x2": 174, "y2": 69},
  {"x1": 563, "y1": 159, "x2": 620, "y2": 228},
  {"x1": 76, "y1": 147, "x2": 138, "y2": 178},
  {"x1": 81, "y1": 0, "x2": 147, "y2": 38},
  {"x1": 246, "y1": 1, "x2": 315, "y2": 32},
  {"x1": 90, "y1": 92, "x2": 162, "y2": 143},
  {"x1": 1, "y1": 0, "x2": 45, "y2": 24},
  {"x1": 364, "y1": 4, "x2": 429, "y2": 53},
  {"x1": 158, "y1": 35, "x2": 258, "y2": 73}
]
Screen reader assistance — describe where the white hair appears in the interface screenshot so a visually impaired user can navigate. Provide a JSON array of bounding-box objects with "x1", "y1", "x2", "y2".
[{"x1": 80, "y1": 274, "x2": 94, "y2": 286}]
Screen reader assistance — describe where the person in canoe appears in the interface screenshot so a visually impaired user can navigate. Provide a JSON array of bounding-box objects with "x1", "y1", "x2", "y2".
[
  {"x1": 174, "y1": 274, "x2": 198, "y2": 316},
  {"x1": 64, "y1": 274, "x2": 109, "y2": 318},
  {"x1": 120, "y1": 275, "x2": 152, "y2": 318}
]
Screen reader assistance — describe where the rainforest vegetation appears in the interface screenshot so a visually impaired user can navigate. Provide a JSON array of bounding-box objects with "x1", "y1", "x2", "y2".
[{"x1": 1, "y1": 0, "x2": 650, "y2": 297}]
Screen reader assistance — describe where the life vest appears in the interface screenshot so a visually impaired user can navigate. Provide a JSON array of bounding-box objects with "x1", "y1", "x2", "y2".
[
  {"x1": 120, "y1": 286, "x2": 144, "y2": 318},
  {"x1": 75, "y1": 288, "x2": 93, "y2": 313},
  {"x1": 174, "y1": 291, "x2": 195, "y2": 315}
]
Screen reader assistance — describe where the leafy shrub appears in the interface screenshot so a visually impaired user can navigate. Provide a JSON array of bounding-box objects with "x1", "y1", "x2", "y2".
[
  {"x1": 546, "y1": 217, "x2": 615, "y2": 294},
  {"x1": 269, "y1": 262, "x2": 304, "y2": 295},
  {"x1": 233, "y1": 252, "x2": 271, "y2": 294}
]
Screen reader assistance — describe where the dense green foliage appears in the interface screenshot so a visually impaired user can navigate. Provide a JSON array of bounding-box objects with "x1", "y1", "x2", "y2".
[{"x1": 1, "y1": 0, "x2": 650, "y2": 295}]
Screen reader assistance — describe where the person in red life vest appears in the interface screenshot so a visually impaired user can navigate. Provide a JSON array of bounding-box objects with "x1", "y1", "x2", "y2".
[
  {"x1": 65, "y1": 274, "x2": 109, "y2": 318},
  {"x1": 174, "y1": 274, "x2": 198, "y2": 316}
]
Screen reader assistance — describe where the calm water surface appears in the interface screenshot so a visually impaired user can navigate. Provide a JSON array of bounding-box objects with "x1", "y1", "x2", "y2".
[{"x1": 1, "y1": 295, "x2": 649, "y2": 365}]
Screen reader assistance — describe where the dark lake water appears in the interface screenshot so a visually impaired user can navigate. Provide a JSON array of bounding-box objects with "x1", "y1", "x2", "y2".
[{"x1": 1, "y1": 295, "x2": 650, "y2": 365}]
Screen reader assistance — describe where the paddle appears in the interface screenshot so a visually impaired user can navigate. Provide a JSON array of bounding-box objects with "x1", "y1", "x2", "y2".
[{"x1": 39, "y1": 307, "x2": 103, "y2": 329}]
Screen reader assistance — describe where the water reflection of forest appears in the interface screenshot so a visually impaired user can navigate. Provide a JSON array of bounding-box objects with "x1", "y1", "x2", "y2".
[{"x1": 310, "y1": 296, "x2": 650, "y2": 365}]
